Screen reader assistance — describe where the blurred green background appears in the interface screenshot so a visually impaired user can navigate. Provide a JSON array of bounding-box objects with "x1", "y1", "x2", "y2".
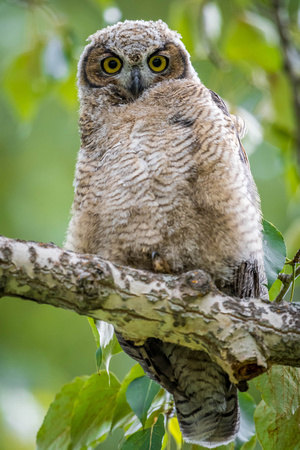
[{"x1": 0, "y1": 0, "x2": 299, "y2": 448}]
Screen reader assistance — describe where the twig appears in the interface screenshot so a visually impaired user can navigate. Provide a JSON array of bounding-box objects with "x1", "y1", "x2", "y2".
[
  {"x1": 275, "y1": 249, "x2": 300, "y2": 302},
  {"x1": 289, "y1": 248, "x2": 300, "y2": 264}
]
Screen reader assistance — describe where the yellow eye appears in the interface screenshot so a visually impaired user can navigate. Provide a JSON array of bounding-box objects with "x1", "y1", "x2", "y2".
[
  {"x1": 102, "y1": 56, "x2": 122, "y2": 74},
  {"x1": 148, "y1": 55, "x2": 168, "y2": 72}
]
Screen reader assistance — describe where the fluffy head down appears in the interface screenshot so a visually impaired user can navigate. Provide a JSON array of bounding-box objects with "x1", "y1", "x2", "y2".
[{"x1": 78, "y1": 20, "x2": 197, "y2": 100}]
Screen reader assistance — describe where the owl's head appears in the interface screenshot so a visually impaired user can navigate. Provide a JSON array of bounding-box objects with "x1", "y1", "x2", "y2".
[{"x1": 78, "y1": 20, "x2": 197, "y2": 101}]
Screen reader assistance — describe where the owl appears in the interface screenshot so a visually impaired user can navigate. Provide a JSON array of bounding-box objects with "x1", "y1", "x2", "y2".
[{"x1": 65, "y1": 20, "x2": 267, "y2": 447}]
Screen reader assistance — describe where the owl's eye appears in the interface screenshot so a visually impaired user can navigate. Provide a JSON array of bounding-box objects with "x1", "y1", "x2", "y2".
[
  {"x1": 148, "y1": 55, "x2": 168, "y2": 72},
  {"x1": 101, "y1": 56, "x2": 122, "y2": 74}
]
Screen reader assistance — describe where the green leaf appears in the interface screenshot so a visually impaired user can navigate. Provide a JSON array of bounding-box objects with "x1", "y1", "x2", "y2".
[
  {"x1": 144, "y1": 389, "x2": 171, "y2": 427},
  {"x1": 240, "y1": 434, "x2": 257, "y2": 450},
  {"x1": 126, "y1": 376, "x2": 160, "y2": 427},
  {"x1": 36, "y1": 376, "x2": 87, "y2": 450},
  {"x1": 168, "y1": 417, "x2": 182, "y2": 448},
  {"x1": 111, "y1": 364, "x2": 145, "y2": 432},
  {"x1": 57, "y1": 73, "x2": 77, "y2": 110},
  {"x1": 3, "y1": 49, "x2": 45, "y2": 120},
  {"x1": 254, "y1": 367, "x2": 300, "y2": 450},
  {"x1": 121, "y1": 414, "x2": 165, "y2": 450},
  {"x1": 254, "y1": 400, "x2": 300, "y2": 449},
  {"x1": 254, "y1": 366, "x2": 300, "y2": 417},
  {"x1": 268, "y1": 278, "x2": 282, "y2": 301},
  {"x1": 70, "y1": 372, "x2": 121, "y2": 449},
  {"x1": 270, "y1": 72, "x2": 295, "y2": 134},
  {"x1": 235, "y1": 392, "x2": 256, "y2": 448},
  {"x1": 225, "y1": 18, "x2": 281, "y2": 72},
  {"x1": 125, "y1": 388, "x2": 171, "y2": 439},
  {"x1": 161, "y1": 431, "x2": 169, "y2": 450},
  {"x1": 37, "y1": 372, "x2": 122, "y2": 450},
  {"x1": 168, "y1": 1, "x2": 197, "y2": 54},
  {"x1": 87, "y1": 317, "x2": 100, "y2": 347},
  {"x1": 262, "y1": 219, "x2": 287, "y2": 289}
]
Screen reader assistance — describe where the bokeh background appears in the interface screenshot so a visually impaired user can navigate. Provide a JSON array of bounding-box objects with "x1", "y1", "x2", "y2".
[{"x1": 0, "y1": 0, "x2": 299, "y2": 448}]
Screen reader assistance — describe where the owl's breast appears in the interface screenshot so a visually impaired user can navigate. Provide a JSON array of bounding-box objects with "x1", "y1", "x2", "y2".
[
  {"x1": 68, "y1": 81, "x2": 263, "y2": 277},
  {"x1": 70, "y1": 109, "x2": 202, "y2": 270},
  {"x1": 98, "y1": 117, "x2": 198, "y2": 257}
]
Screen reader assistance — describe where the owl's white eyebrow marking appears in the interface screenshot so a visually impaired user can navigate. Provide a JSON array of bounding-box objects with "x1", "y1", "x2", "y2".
[
  {"x1": 102, "y1": 49, "x2": 122, "y2": 59},
  {"x1": 151, "y1": 46, "x2": 167, "y2": 53}
]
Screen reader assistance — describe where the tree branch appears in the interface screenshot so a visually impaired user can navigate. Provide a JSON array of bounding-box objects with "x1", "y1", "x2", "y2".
[{"x1": 1, "y1": 235, "x2": 300, "y2": 386}]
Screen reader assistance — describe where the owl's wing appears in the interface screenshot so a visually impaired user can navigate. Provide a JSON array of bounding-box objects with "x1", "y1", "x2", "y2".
[
  {"x1": 209, "y1": 89, "x2": 268, "y2": 299},
  {"x1": 116, "y1": 332, "x2": 240, "y2": 448},
  {"x1": 230, "y1": 113, "x2": 247, "y2": 140},
  {"x1": 216, "y1": 259, "x2": 268, "y2": 299},
  {"x1": 209, "y1": 89, "x2": 249, "y2": 166}
]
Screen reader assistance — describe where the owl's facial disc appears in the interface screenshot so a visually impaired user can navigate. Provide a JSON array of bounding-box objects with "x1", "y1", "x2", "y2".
[{"x1": 81, "y1": 42, "x2": 189, "y2": 99}]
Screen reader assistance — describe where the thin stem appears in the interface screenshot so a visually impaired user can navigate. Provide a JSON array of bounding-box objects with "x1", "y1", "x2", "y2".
[
  {"x1": 275, "y1": 264, "x2": 300, "y2": 303},
  {"x1": 290, "y1": 264, "x2": 296, "y2": 302}
]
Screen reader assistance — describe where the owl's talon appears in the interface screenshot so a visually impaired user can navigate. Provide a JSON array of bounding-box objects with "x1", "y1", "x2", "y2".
[
  {"x1": 186, "y1": 269, "x2": 212, "y2": 294},
  {"x1": 151, "y1": 251, "x2": 170, "y2": 273}
]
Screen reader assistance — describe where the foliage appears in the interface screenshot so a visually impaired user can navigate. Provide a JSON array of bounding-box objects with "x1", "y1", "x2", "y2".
[
  {"x1": 0, "y1": 0, "x2": 300, "y2": 449},
  {"x1": 262, "y1": 220, "x2": 286, "y2": 288},
  {"x1": 254, "y1": 367, "x2": 300, "y2": 449},
  {"x1": 126, "y1": 376, "x2": 161, "y2": 428}
]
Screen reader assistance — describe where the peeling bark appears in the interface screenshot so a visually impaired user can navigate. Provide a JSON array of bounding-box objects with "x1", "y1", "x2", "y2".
[{"x1": 0, "y1": 235, "x2": 299, "y2": 385}]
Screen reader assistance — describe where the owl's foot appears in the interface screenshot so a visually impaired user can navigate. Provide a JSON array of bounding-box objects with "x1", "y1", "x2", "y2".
[
  {"x1": 151, "y1": 251, "x2": 170, "y2": 273},
  {"x1": 186, "y1": 269, "x2": 212, "y2": 294}
]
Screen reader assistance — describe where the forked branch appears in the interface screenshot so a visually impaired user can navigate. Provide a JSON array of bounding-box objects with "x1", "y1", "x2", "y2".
[{"x1": 275, "y1": 249, "x2": 300, "y2": 302}]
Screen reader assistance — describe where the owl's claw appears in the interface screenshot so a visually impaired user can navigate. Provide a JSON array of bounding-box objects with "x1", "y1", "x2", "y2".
[
  {"x1": 151, "y1": 251, "x2": 170, "y2": 273},
  {"x1": 186, "y1": 269, "x2": 212, "y2": 294}
]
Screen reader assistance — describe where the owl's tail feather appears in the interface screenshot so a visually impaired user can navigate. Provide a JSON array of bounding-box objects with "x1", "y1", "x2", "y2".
[
  {"x1": 174, "y1": 383, "x2": 239, "y2": 448},
  {"x1": 115, "y1": 333, "x2": 240, "y2": 447}
]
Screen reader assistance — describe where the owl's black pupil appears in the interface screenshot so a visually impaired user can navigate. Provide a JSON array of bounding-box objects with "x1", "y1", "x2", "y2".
[
  {"x1": 152, "y1": 58, "x2": 162, "y2": 67},
  {"x1": 108, "y1": 60, "x2": 118, "y2": 69}
]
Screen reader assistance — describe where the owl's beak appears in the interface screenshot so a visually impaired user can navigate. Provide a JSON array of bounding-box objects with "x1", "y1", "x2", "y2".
[{"x1": 129, "y1": 67, "x2": 144, "y2": 96}]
